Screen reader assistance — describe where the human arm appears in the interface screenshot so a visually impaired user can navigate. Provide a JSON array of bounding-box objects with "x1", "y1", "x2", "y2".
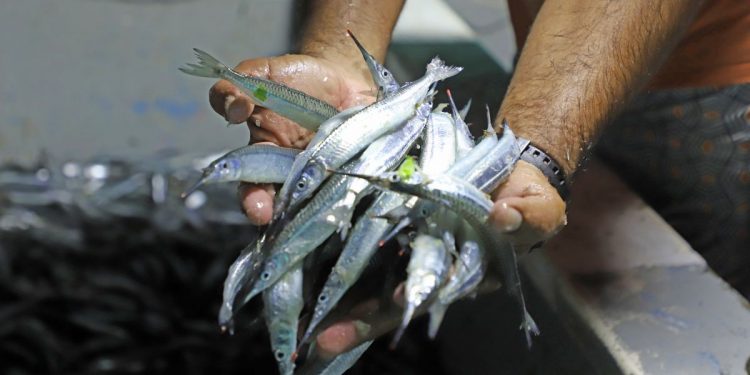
[{"x1": 491, "y1": 0, "x2": 705, "y2": 247}]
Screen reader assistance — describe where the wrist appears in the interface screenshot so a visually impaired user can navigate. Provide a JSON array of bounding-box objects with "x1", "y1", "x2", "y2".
[
  {"x1": 495, "y1": 106, "x2": 584, "y2": 176},
  {"x1": 517, "y1": 139, "x2": 570, "y2": 201}
]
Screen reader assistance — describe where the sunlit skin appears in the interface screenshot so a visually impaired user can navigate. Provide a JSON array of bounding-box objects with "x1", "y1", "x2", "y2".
[{"x1": 208, "y1": 0, "x2": 703, "y2": 360}]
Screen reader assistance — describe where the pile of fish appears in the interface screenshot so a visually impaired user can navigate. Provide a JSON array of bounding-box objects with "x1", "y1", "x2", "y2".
[{"x1": 180, "y1": 32, "x2": 538, "y2": 375}]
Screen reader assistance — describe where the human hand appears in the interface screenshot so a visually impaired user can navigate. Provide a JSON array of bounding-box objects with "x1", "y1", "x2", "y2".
[
  {"x1": 207, "y1": 54, "x2": 375, "y2": 225},
  {"x1": 489, "y1": 160, "x2": 567, "y2": 250},
  {"x1": 304, "y1": 162, "x2": 566, "y2": 360}
]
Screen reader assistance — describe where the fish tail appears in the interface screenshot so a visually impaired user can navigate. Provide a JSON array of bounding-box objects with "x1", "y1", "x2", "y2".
[
  {"x1": 522, "y1": 310, "x2": 540, "y2": 347},
  {"x1": 179, "y1": 48, "x2": 228, "y2": 78},
  {"x1": 498, "y1": 118, "x2": 515, "y2": 140},
  {"x1": 426, "y1": 56, "x2": 463, "y2": 81}
]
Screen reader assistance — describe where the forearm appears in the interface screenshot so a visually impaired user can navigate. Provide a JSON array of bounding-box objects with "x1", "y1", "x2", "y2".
[
  {"x1": 299, "y1": 0, "x2": 405, "y2": 64},
  {"x1": 498, "y1": 0, "x2": 703, "y2": 175}
]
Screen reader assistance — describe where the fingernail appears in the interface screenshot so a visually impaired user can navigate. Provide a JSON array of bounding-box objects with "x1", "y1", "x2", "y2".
[
  {"x1": 500, "y1": 202, "x2": 523, "y2": 232},
  {"x1": 224, "y1": 95, "x2": 235, "y2": 121}
]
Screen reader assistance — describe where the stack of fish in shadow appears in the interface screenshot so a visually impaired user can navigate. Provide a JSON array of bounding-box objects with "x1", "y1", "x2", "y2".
[{"x1": 180, "y1": 32, "x2": 538, "y2": 375}]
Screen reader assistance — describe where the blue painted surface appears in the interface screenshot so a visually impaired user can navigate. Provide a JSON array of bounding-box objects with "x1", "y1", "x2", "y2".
[
  {"x1": 131, "y1": 100, "x2": 149, "y2": 115},
  {"x1": 153, "y1": 98, "x2": 200, "y2": 120}
]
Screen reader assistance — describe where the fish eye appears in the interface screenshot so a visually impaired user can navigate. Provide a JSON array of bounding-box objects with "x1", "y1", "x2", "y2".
[
  {"x1": 389, "y1": 174, "x2": 400, "y2": 183},
  {"x1": 261, "y1": 272, "x2": 271, "y2": 280},
  {"x1": 318, "y1": 294, "x2": 328, "y2": 302},
  {"x1": 296, "y1": 181, "x2": 306, "y2": 189},
  {"x1": 221, "y1": 162, "x2": 228, "y2": 169},
  {"x1": 275, "y1": 351, "x2": 285, "y2": 360},
  {"x1": 382, "y1": 70, "x2": 389, "y2": 77}
]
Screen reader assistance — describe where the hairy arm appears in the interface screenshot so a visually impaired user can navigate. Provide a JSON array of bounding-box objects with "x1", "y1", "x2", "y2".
[
  {"x1": 299, "y1": 0, "x2": 405, "y2": 64},
  {"x1": 498, "y1": 0, "x2": 704, "y2": 174}
]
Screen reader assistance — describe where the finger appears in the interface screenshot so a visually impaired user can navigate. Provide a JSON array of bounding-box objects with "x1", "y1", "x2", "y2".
[
  {"x1": 490, "y1": 161, "x2": 567, "y2": 240},
  {"x1": 209, "y1": 80, "x2": 256, "y2": 123},
  {"x1": 315, "y1": 283, "x2": 408, "y2": 359},
  {"x1": 238, "y1": 182, "x2": 275, "y2": 226},
  {"x1": 490, "y1": 201, "x2": 523, "y2": 233},
  {"x1": 249, "y1": 109, "x2": 315, "y2": 149}
]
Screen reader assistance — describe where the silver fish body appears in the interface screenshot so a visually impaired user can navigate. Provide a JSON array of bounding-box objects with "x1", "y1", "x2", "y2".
[
  {"x1": 180, "y1": 49, "x2": 338, "y2": 131},
  {"x1": 182, "y1": 144, "x2": 300, "y2": 197},
  {"x1": 297, "y1": 340, "x2": 373, "y2": 375},
  {"x1": 335, "y1": 101, "x2": 432, "y2": 215},
  {"x1": 218, "y1": 241, "x2": 264, "y2": 333},
  {"x1": 275, "y1": 57, "x2": 462, "y2": 218},
  {"x1": 247, "y1": 173, "x2": 354, "y2": 302},
  {"x1": 301, "y1": 191, "x2": 405, "y2": 344},
  {"x1": 428, "y1": 239, "x2": 485, "y2": 338},
  {"x1": 392, "y1": 234, "x2": 450, "y2": 347},
  {"x1": 379, "y1": 172, "x2": 494, "y2": 224},
  {"x1": 420, "y1": 112, "x2": 457, "y2": 175},
  {"x1": 263, "y1": 262, "x2": 303, "y2": 375},
  {"x1": 462, "y1": 122, "x2": 526, "y2": 192}
]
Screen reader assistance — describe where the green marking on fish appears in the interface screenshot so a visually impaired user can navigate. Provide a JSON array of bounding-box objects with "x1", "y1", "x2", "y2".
[
  {"x1": 398, "y1": 156, "x2": 417, "y2": 181},
  {"x1": 254, "y1": 85, "x2": 268, "y2": 101}
]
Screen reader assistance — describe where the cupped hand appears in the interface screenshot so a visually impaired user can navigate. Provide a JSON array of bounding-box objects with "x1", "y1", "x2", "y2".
[{"x1": 208, "y1": 54, "x2": 375, "y2": 225}]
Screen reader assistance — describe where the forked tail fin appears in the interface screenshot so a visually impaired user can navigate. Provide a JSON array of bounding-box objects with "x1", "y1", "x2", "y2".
[
  {"x1": 425, "y1": 56, "x2": 463, "y2": 81},
  {"x1": 179, "y1": 48, "x2": 229, "y2": 78}
]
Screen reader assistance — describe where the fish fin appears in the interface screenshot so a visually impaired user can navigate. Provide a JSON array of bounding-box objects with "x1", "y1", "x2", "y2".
[
  {"x1": 179, "y1": 48, "x2": 228, "y2": 78},
  {"x1": 446, "y1": 88, "x2": 460, "y2": 122},
  {"x1": 432, "y1": 103, "x2": 449, "y2": 113},
  {"x1": 459, "y1": 98, "x2": 472, "y2": 120},
  {"x1": 338, "y1": 220, "x2": 351, "y2": 241},
  {"x1": 390, "y1": 303, "x2": 417, "y2": 350},
  {"x1": 426, "y1": 56, "x2": 463, "y2": 81},
  {"x1": 427, "y1": 303, "x2": 448, "y2": 339}
]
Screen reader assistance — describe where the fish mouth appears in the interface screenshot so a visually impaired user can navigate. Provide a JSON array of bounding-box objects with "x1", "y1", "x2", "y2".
[
  {"x1": 347, "y1": 30, "x2": 371, "y2": 61},
  {"x1": 180, "y1": 169, "x2": 211, "y2": 199}
]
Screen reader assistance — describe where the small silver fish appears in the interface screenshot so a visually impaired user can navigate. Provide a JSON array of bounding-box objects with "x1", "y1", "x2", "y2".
[
  {"x1": 180, "y1": 49, "x2": 339, "y2": 131},
  {"x1": 392, "y1": 234, "x2": 450, "y2": 348},
  {"x1": 428, "y1": 239, "x2": 485, "y2": 338},
  {"x1": 462, "y1": 120, "x2": 526, "y2": 192},
  {"x1": 263, "y1": 262, "x2": 304, "y2": 375},
  {"x1": 218, "y1": 240, "x2": 264, "y2": 334},
  {"x1": 182, "y1": 144, "x2": 300, "y2": 198}
]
